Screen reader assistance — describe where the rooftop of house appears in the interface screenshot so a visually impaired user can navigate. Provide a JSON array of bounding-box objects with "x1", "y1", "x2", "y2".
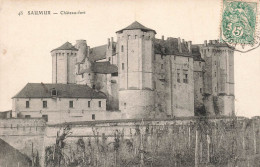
[
  {"x1": 89, "y1": 44, "x2": 109, "y2": 61},
  {"x1": 79, "y1": 61, "x2": 118, "y2": 74},
  {"x1": 13, "y1": 83, "x2": 106, "y2": 99},
  {"x1": 116, "y1": 21, "x2": 156, "y2": 34},
  {"x1": 51, "y1": 42, "x2": 78, "y2": 52}
]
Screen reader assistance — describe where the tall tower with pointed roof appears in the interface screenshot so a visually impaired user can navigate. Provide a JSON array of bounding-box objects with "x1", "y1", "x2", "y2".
[
  {"x1": 51, "y1": 42, "x2": 78, "y2": 84},
  {"x1": 116, "y1": 21, "x2": 156, "y2": 118}
]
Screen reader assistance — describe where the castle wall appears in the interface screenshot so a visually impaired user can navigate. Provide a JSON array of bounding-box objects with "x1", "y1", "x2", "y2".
[
  {"x1": 171, "y1": 55, "x2": 194, "y2": 116},
  {"x1": 2, "y1": 117, "x2": 258, "y2": 167},
  {"x1": 194, "y1": 60, "x2": 205, "y2": 114},
  {"x1": 0, "y1": 118, "x2": 46, "y2": 166},
  {"x1": 153, "y1": 54, "x2": 168, "y2": 117}
]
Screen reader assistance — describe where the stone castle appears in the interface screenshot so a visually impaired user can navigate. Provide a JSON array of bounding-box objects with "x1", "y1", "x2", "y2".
[{"x1": 12, "y1": 21, "x2": 235, "y2": 123}]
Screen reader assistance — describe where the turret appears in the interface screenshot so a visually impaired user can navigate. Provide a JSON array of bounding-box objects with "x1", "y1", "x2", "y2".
[{"x1": 51, "y1": 42, "x2": 78, "y2": 84}]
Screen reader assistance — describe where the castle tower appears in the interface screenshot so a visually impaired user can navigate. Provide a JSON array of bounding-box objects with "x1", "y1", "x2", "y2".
[
  {"x1": 74, "y1": 40, "x2": 94, "y2": 86},
  {"x1": 74, "y1": 40, "x2": 88, "y2": 63},
  {"x1": 51, "y1": 42, "x2": 78, "y2": 84},
  {"x1": 202, "y1": 40, "x2": 235, "y2": 116},
  {"x1": 116, "y1": 21, "x2": 156, "y2": 118}
]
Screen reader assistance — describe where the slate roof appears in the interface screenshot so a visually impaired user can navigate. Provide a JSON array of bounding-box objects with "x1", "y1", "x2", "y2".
[
  {"x1": 192, "y1": 45, "x2": 205, "y2": 62},
  {"x1": 0, "y1": 138, "x2": 32, "y2": 167},
  {"x1": 89, "y1": 44, "x2": 107, "y2": 61},
  {"x1": 93, "y1": 61, "x2": 118, "y2": 74},
  {"x1": 79, "y1": 61, "x2": 118, "y2": 74},
  {"x1": 154, "y1": 38, "x2": 191, "y2": 57},
  {"x1": 13, "y1": 83, "x2": 106, "y2": 99},
  {"x1": 116, "y1": 21, "x2": 156, "y2": 34},
  {"x1": 51, "y1": 42, "x2": 78, "y2": 52}
]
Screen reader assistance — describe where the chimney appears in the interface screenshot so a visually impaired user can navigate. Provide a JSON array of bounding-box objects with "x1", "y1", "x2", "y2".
[
  {"x1": 108, "y1": 38, "x2": 110, "y2": 48},
  {"x1": 178, "y1": 37, "x2": 182, "y2": 53},
  {"x1": 212, "y1": 40, "x2": 216, "y2": 44},
  {"x1": 87, "y1": 46, "x2": 90, "y2": 57},
  {"x1": 162, "y1": 35, "x2": 164, "y2": 41},
  {"x1": 209, "y1": 40, "x2": 213, "y2": 45},
  {"x1": 111, "y1": 37, "x2": 114, "y2": 43},
  {"x1": 182, "y1": 39, "x2": 185, "y2": 43},
  {"x1": 204, "y1": 40, "x2": 207, "y2": 46},
  {"x1": 188, "y1": 41, "x2": 192, "y2": 53}
]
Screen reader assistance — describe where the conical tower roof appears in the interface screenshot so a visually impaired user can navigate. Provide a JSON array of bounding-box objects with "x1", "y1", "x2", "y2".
[
  {"x1": 51, "y1": 42, "x2": 78, "y2": 52},
  {"x1": 116, "y1": 21, "x2": 156, "y2": 34}
]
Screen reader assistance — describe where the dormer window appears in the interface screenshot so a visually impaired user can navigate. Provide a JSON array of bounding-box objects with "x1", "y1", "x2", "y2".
[{"x1": 51, "y1": 89, "x2": 57, "y2": 96}]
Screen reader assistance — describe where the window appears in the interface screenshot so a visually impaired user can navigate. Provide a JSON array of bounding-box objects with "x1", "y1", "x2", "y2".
[
  {"x1": 200, "y1": 88, "x2": 202, "y2": 93},
  {"x1": 199, "y1": 62, "x2": 201, "y2": 67},
  {"x1": 142, "y1": 35, "x2": 144, "y2": 38},
  {"x1": 174, "y1": 56, "x2": 176, "y2": 60},
  {"x1": 188, "y1": 58, "x2": 189, "y2": 62},
  {"x1": 128, "y1": 35, "x2": 131, "y2": 39},
  {"x1": 26, "y1": 101, "x2": 30, "y2": 108},
  {"x1": 215, "y1": 87, "x2": 217, "y2": 92},
  {"x1": 183, "y1": 74, "x2": 188, "y2": 83},
  {"x1": 112, "y1": 72, "x2": 118, "y2": 76},
  {"x1": 161, "y1": 64, "x2": 164, "y2": 69},
  {"x1": 177, "y1": 73, "x2": 180, "y2": 83},
  {"x1": 93, "y1": 85, "x2": 96, "y2": 89},
  {"x1": 69, "y1": 101, "x2": 73, "y2": 108},
  {"x1": 99, "y1": 101, "x2": 102, "y2": 107},
  {"x1": 82, "y1": 74, "x2": 84, "y2": 78},
  {"x1": 51, "y1": 89, "x2": 57, "y2": 96},
  {"x1": 108, "y1": 57, "x2": 111, "y2": 62},
  {"x1": 67, "y1": 53, "x2": 69, "y2": 56},
  {"x1": 154, "y1": 81, "x2": 156, "y2": 89},
  {"x1": 215, "y1": 72, "x2": 216, "y2": 77},
  {"x1": 25, "y1": 115, "x2": 31, "y2": 119},
  {"x1": 124, "y1": 103, "x2": 126, "y2": 109},
  {"x1": 121, "y1": 45, "x2": 124, "y2": 52},
  {"x1": 92, "y1": 114, "x2": 95, "y2": 120},
  {"x1": 43, "y1": 101, "x2": 47, "y2": 108},
  {"x1": 42, "y1": 115, "x2": 48, "y2": 122},
  {"x1": 161, "y1": 55, "x2": 163, "y2": 59},
  {"x1": 215, "y1": 61, "x2": 216, "y2": 65},
  {"x1": 88, "y1": 101, "x2": 91, "y2": 108},
  {"x1": 135, "y1": 35, "x2": 137, "y2": 39},
  {"x1": 200, "y1": 73, "x2": 202, "y2": 77},
  {"x1": 122, "y1": 63, "x2": 124, "y2": 70}
]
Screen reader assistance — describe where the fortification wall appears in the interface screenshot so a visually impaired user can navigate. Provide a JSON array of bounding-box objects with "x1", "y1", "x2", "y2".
[
  {"x1": 0, "y1": 118, "x2": 46, "y2": 166},
  {"x1": 43, "y1": 117, "x2": 260, "y2": 167}
]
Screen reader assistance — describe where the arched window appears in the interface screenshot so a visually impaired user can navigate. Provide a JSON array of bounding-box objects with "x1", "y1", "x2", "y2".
[{"x1": 121, "y1": 45, "x2": 124, "y2": 52}]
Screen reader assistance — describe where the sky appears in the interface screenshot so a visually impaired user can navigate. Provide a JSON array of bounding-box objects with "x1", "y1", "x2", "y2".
[{"x1": 0, "y1": 0, "x2": 259, "y2": 117}]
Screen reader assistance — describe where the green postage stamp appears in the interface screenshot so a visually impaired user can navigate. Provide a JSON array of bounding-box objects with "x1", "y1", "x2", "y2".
[{"x1": 221, "y1": 0, "x2": 260, "y2": 52}]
